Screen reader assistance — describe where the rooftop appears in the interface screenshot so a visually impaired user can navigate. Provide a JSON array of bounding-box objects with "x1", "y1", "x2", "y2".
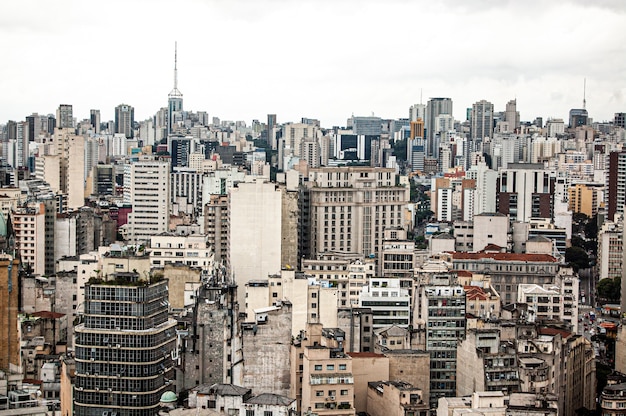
[
  {"x1": 451, "y1": 252, "x2": 558, "y2": 263},
  {"x1": 245, "y1": 393, "x2": 295, "y2": 406}
]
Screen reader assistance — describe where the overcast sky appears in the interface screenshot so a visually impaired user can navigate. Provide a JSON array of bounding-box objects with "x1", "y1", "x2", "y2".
[{"x1": 1, "y1": 0, "x2": 625, "y2": 128}]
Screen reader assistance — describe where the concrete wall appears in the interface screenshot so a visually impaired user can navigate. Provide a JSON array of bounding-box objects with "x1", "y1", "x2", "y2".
[
  {"x1": 385, "y1": 351, "x2": 430, "y2": 405},
  {"x1": 163, "y1": 263, "x2": 201, "y2": 309},
  {"x1": 242, "y1": 304, "x2": 292, "y2": 396},
  {"x1": 281, "y1": 188, "x2": 299, "y2": 270},
  {"x1": 350, "y1": 354, "x2": 389, "y2": 413}
]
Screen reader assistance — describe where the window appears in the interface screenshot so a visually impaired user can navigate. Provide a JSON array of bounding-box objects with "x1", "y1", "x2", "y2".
[
  {"x1": 311, "y1": 303, "x2": 317, "y2": 309},
  {"x1": 339, "y1": 364, "x2": 347, "y2": 371},
  {"x1": 316, "y1": 390, "x2": 324, "y2": 396},
  {"x1": 264, "y1": 412, "x2": 273, "y2": 416},
  {"x1": 341, "y1": 389, "x2": 349, "y2": 395},
  {"x1": 246, "y1": 411, "x2": 254, "y2": 416},
  {"x1": 314, "y1": 365, "x2": 322, "y2": 371},
  {"x1": 315, "y1": 403, "x2": 325, "y2": 409}
]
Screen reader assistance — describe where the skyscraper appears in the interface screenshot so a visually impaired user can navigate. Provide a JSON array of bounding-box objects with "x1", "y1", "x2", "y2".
[
  {"x1": 56, "y1": 104, "x2": 73, "y2": 129},
  {"x1": 267, "y1": 114, "x2": 277, "y2": 148},
  {"x1": 124, "y1": 157, "x2": 171, "y2": 244},
  {"x1": 607, "y1": 151, "x2": 626, "y2": 221},
  {"x1": 504, "y1": 99, "x2": 520, "y2": 132},
  {"x1": 168, "y1": 42, "x2": 183, "y2": 136},
  {"x1": 426, "y1": 98, "x2": 453, "y2": 157},
  {"x1": 90, "y1": 109, "x2": 101, "y2": 134},
  {"x1": 115, "y1": 104, "x2": 134, "y2": 138},
  {"x1": 470, "y1": 100, "x2": 493, "y2": 140},
  {"x1": 73, "y1": 277, "x2": 177, "y2": 415}
]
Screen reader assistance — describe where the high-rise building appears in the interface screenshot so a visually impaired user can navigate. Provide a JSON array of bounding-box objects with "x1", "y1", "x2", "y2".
[
  {"x1": 470, "y1": 100, "x2": 493, "y2": 140},
  {"x1": 302, "y1": 167, "x2": 409, "y2": 261},
  {"x1": 56, "y1": 104, "x2": 73, "y2": 129},
  {"x1": 352, "y1": 116, "x2": 382, "y2": 136},
  {"x1": 124, "y1": 158, "x2": 171, "y2": 244},
  {"x1": 0, "y1": 255, "x2": 20, "y2": 376},
  {"x1": 497, "y1": 163, "x2": 555, "y2": 222},
  {"x1": 115, "y1": 104, "x2": 134, "y2": 138},
  {"x1": 420, "y1": 284, "x2": 466, "y2": 407},
  {"x1": 607, "y1": 151, "x2": 626, "y2": 221},
  {"x1": 409, "y1": 103, "x2": 426, "y2": 122},
  {"x1": 267, "y1": 114, "x2": 277, "y2": 148},
  {"x1": 90, "y1": 109, "x2": 101, "y2": 133},
  {"x1": 504, "y1": 99, "x2": 520, "y2": 133},
  {"x1": 25, "y1": 113, "x2": 41, "y2": 142},
  {"x1": 228, "y1": 178, "x2": 282, "y2": 305},
  {"x1": 426, "y1": 98, "x2": 453, "y2": 156},
  {"x1": 614, "y1": 112, "x2": 625, "y2": 129},
  {"x1": 168, "y1": 43, "x2": 183, "y2": 136},
  {"x1": 73, "y1": 277, "x2": 177, "y2": 416},
  {"x1": 569, "y1": 108, "x2": 588, "y2": 128}
]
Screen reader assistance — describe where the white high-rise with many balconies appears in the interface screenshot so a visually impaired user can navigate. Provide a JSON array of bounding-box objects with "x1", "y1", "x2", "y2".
[{"x1": 124, "y1": 157, "x2": 170, "y2": 244}]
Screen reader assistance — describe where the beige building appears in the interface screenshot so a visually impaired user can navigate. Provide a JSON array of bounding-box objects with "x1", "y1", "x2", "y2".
[
  {"x1": 228, "y1": 178, "x2": 282, "y2": 306},
  {"x1": 302, "y1": 254, "x2": 373, "y2": 308},
  {"x1": 568, "y1": 183, "x2": 599, "y2": 217},
  {"x1": 291, "y1": 324, "x2": 355, "y2": 415},
  {"x1": 438, "y1": 391, "x2": 506, "y2": 416},
  {"x1": 347, "y1": 352, "x2": 389, "y2": 413},
  {"x1": 472, "y1": 212, "x2": 509, "y2": 252},
  {"x1": 373, "y1": 325, "x2": 410, "y2": 353},
  {"x1": 204, "y1": 194, "x2": 228, "y2": 263},
  {"x1": 366, "y1": 381, "x2": 428, "y2": 416},
  {"x1": 304, "y1": 166, "x2": 409, "y2": 261},
  {"x1": 384, "y1": 350, "x2": 430, "y2": 405},
  {"x1": 13, "y1": 203, "x2": 46, "y2": 276}
]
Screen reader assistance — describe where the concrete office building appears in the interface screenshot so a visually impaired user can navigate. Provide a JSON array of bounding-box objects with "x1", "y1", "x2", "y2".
[
  {"x1": 471, "y1": 100, "x2": 494, "y2": 140},
  {"x1": 302, "y1": 167, "x2": 409, "y2": 262},
  {"x1": 497, "y1": 163, "x2": 555, "y2": 223},
  {"x1": 115, "y1": 104, "x2": 134, "y2": 138},
  {"x1": 426, "y1": 98, "x2": 453, "y2": 157},
  {"x1": 73, "y1": 277, "x2": 177, "y2": 416},
  {"x1": 56, "y1": 104, "x2": 73, "y2": 129}
]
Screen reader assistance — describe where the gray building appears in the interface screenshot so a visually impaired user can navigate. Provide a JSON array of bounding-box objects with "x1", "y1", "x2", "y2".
[{"x1": 73, "y1": 276, "x2": 177, "y2": 416}]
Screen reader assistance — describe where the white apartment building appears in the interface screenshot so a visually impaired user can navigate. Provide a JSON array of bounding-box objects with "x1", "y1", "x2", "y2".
[
  {"x1": 123, "y1": 157, "x2": 171, "y2": 244},
  {"x1": 13, "y1": 202, "x2": 46, "y2": 276},
  {"x1": 597, "y1": 219, "x2": 623, "y2": 281},
  {"x1": 149, "y1": 233, "x2": 213, "y2": 269},
  {"x1": 359, "y1": 278, "x2": 411, "y2": 329}
]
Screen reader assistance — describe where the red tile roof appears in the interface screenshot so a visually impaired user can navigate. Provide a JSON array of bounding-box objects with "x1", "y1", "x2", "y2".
[
  {"x1": 464, "y1": 285, "x2": 489, "y2": 301},
  {"x1": 538, "y1": 327, "x2": 572, "y2": 339},
  {"x1": 32, "y1": 311, "x2": 66, "y2": 319}
]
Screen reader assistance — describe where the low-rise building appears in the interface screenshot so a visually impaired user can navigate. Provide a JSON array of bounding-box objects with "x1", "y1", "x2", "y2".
[{"x1": 366, "y1": 380, "x2": 428, "y2": 416}]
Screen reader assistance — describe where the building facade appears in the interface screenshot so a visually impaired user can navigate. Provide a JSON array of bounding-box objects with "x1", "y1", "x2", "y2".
[{"x1": 73, "y1": 278, "x2": 177, "y2": 416}]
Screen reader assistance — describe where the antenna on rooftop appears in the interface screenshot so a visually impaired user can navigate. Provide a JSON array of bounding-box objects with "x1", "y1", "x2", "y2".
[
  {"x1": 583, "y1": 78, "x2": 586, "y2": 110},
  {"x1": 174, "y1": 41, "x2": 178, "y2": 91}
]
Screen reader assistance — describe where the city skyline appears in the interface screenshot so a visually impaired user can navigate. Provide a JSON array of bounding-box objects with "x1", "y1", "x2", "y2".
[{"x1": 1, "y1": 0, "x2": 625, "y2": 127}]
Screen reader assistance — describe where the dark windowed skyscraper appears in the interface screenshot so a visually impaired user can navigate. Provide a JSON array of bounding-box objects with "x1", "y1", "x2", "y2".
[
  {"x1": 56, "y1": 104, "x2": 73, "y2": 129},
  {"x1": 115, "y1": 104, "x2": 134, "y2": 138}
]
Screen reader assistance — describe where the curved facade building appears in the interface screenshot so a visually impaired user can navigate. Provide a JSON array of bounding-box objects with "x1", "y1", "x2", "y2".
[{"x1": 74, "y1": 278, "x2": 177, "y2": 416}]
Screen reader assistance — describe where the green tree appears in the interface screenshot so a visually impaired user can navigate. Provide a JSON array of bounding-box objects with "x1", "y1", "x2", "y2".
[
  {"x1": 597, "y1": 276, "x2": 621, "y2": 301},
  {"x1": 564, "y1": 246, "x2": 590, "y2": 272},
  {"x1": 393, "y1": 138, "x2": 407, "y2": 161}
]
